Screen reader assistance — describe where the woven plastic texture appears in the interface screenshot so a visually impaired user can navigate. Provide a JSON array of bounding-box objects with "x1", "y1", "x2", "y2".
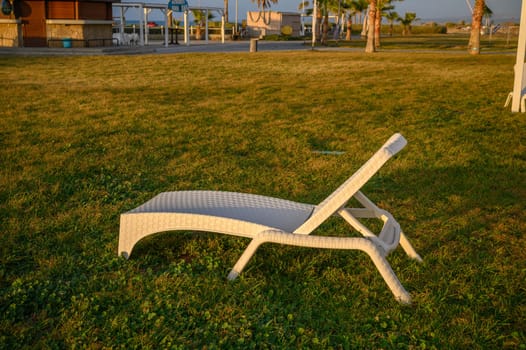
[{"x1": 128, "y1": 191, "x2": 315, "y2": 232}]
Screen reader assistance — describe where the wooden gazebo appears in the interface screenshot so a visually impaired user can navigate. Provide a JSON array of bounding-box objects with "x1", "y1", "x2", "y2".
[{"x1": 0, "y1": 0, "x2": 119, "y2": 47}]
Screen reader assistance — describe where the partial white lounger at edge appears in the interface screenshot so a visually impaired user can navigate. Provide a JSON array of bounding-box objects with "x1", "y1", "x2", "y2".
[{"x1": 118, "y1": 133, "x2": 422, "y2": 303}]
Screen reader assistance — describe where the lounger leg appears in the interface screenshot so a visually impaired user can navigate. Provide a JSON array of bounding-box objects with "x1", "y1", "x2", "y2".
[
  {"x1": 227, "y1": 239, "x2": 262, "y2": 280},
  {"x1": 364, "y1": 242, "x2": 412, "y2": 304},
  {"x1": 399, "y1": 231, "x2": 423, "y2": 262},
  {"x1": 229, "y1": 231, "x2": 412, "y2": 303}
]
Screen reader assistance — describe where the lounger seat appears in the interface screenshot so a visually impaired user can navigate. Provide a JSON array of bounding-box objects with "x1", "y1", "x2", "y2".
[
  {"x1": 119, "y1": 133, "x2": 422, "y2": 303},
  {"x1": 126, "y1": 191, "x2": 315, "y2": 232}
]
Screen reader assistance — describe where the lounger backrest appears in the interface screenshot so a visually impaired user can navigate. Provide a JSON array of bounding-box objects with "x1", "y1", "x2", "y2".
[{"x1": 293, "y1": 133, "x2": 407, "y2": 235}]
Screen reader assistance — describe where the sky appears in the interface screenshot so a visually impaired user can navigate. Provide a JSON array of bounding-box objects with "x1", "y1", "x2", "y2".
[
  {"x1": 127, "y1": 0, "x2": 522, "y2": 23},
  {"x1": 387, "y1": 0, "x2": 521, "y2": 21}
]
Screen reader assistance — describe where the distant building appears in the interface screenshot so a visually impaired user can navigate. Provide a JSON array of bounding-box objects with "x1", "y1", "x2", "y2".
[
  {"x1": 0, "y1": 0, "x2": 118, "y2": 47},
  {"x1": 246, "y1": 11, "x2": 301, "y2": 38}
]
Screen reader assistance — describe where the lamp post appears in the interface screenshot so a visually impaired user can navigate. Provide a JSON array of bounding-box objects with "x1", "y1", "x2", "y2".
[
  {"x1": 311, "y1": 0, "x2": 317, "y2": 48},
  {"x1": 235, "y1": 0, "x2": 238, "y2": 36}
]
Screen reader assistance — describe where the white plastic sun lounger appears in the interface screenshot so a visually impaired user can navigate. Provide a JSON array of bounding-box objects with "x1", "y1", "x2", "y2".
[{"x1": 118, "y1": 133, "x2": 422, "y2": 303}]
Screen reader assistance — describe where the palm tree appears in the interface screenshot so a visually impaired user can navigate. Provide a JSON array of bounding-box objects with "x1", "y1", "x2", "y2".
[
  {"x1": 320, "y1": 0, "x2": 330, "y2": 45},
  {"x1": 315, "y1": 0, "x2": 324, "y2": 44},
  {"x1": 397, "y1": 12, "x2": 418, "y2": 36},
  {"x1": 252, "y1": 0, "x2": 278, "y2": 9},
  {"x1": 298, "y1": 0, "x2": 323, "y2": 44},
  {"x1": 298, "y1": 1, "x2": 311, "y2": 14},
  {"x1": 301, "y1": 0, "x2": 368, "y2": 44},
  {"x1": 385, "y1": 11, "x2": 399, "y2": 36},
  {"x1": 374, "y1": 0, "x2": 382, "y2": 47},
  {"x1": 330, "y1": 0, "x2": 344, "y2": 40},
  {"x1": 341, "y1": 0, "x2": 359, "y2": 41},
  {"x1": 298, "y1": 0, "x2": 313, "y2": 36},
  {"x1": 322, "y1": 0, "x2": 349, "y2": 44},
  {"x1": 468, "y1": 0, "x2": 485, "y2": 55},
  {"x1": 341, "y1": 0, "x2": 367, "y2": 40},
  {"x1": 361, "y1": 1, "x2": 369, "y2": 36},
  {"x1": 374, "y1": 0, "x2": 391, "y2": 47},
  {"x1": 365, "y1": 0, "x2": 376, "y2": 53},
  {"x1": 192, "y1": 9, "x2": 214, "y2": 40},
  {"x1": 374, "y1": 0, "x2": 401, "y2": 46}
]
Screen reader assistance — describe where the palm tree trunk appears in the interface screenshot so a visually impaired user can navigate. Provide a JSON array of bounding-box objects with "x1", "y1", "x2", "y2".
[
  {"x1": 468, "y1": 0, "x2": 484, "y2": 55},
  {"x1": 365, "y1": 0, "x2": 376, "y2": 53},
  {"x1": 317, "y1": 7, "x2": 323, "y2": 42},
  {"x1": 321, "y1": 10, "x2": 329, "y2": 45},
  {"x1": 374, "y1": 0, "x2": 381, "y2": 48},
  {"x1": 361, "y1": 11, "x2": 367, "y2": 36},
  {"x1": 224, "y1": 0, "x2": 228, "y2": 23},
  {"x1": 346, "y1": 15, "x2": 352, "y2": 41}
]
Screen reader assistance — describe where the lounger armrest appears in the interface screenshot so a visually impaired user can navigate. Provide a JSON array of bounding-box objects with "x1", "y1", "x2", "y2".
[{"x1": 385, "y1": 133, "x2": 407, "y2": 157}]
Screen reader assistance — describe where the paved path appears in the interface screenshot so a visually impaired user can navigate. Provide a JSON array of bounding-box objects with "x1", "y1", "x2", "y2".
[
  {"x1": 0, "y1": 40, "x2": 314, "y2": 56},
  {"x1": 157, "y1": 40, "x2": 312, "y2": 53},
  {"x1": 0, "y1": 40, "x2": 513, "y2": 56}
]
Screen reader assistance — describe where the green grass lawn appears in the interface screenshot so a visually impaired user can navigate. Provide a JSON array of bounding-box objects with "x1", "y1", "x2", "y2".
[
  {"x1": 331, "y1": 33, "x2": 518, "y2": 53},
  {"x1": 1, "y1": 50, "x2": 525, "y2": 348}
]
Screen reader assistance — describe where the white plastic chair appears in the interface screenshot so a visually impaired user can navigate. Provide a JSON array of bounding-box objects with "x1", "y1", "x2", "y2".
[{"x1": 118, "y1": 133, "x2": 422, "y2": 303}]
